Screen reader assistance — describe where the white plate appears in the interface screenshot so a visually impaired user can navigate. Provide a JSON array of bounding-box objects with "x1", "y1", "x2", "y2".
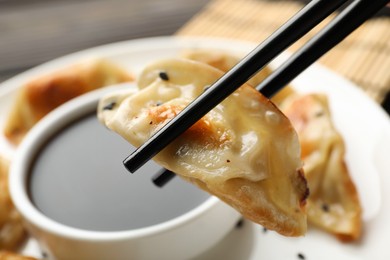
[{"x1": 1, "y1": 36, "x2": 390, "y2": 259}]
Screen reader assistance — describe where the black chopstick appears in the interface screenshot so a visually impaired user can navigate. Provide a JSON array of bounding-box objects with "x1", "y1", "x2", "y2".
[
  {"x1": 152, "y1": 0, "x2": 389, "y2": 187},
  {"x1": 152, "y1": 168, "x2": 176, "y2": 187},
  {"x1": 124, "y1": 0, "x2": 348, "y2": 174}
]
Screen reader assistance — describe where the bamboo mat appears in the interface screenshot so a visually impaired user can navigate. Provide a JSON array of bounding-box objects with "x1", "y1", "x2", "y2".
[{"x1": 177, "y1": 0, "x2": 390, "y2": 104}]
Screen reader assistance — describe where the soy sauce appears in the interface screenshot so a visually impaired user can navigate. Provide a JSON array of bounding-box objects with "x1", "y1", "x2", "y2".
[{"x1": 28, "y1": 113, "x2": 210, "y2": 232}]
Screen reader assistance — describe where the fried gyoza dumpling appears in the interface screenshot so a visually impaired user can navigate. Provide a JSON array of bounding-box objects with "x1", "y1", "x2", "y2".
[
  {"x1": 4, "y1": 58, "x2": 134, "y2": 145},
  {"x1": 280, "y1": 93, "x2": 362, "y2": 241},
  {"x1": 0, "y1": 156, "x2": 27, "y2": 251},
  {"x1": 98, "y1": 58, "x2": 308, "y2": 236}
]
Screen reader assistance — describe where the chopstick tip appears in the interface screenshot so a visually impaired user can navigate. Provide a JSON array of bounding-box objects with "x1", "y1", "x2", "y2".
[
  {"x1": 152, "y1": 169, "x2": 176, "y2": 187},
  {"x1": 123, "y1": 154, "x2": 140, "y2": 173}
]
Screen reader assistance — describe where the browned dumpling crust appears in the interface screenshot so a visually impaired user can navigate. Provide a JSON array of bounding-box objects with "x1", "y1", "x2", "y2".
[
  {"x1": 280, "y1": 93, "x2": 362, "y2": 242},
  {"x1": 3, "y1": 58, "x2": 134, "y2": 145},
  {"x1": 0, "y1": 251, "x2": 38, "y2": 260},
  {"x1": 99, "y1": 58, "x2": 308, "y2": 237}
]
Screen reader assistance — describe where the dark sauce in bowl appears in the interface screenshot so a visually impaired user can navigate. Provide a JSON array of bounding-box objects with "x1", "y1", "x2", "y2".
[{"x1": 28, "y1": 113, "x2": 210, "y2": 232}]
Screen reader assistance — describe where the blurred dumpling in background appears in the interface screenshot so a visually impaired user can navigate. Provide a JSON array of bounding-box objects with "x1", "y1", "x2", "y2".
[
  {"x1": 3, "y1": 58, "x2": 134, "y2": 145},
  {"x1": 280, "y1": 93, "x2": 362, "y2": 242},
  {"x1": 0, "y1": 155, "x2": 27, "y2": 251}
]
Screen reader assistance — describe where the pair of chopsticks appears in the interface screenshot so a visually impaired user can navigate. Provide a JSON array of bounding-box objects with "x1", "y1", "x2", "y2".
[{"x1": 124, "y1": 0, "x2": 389, "y2": 186}]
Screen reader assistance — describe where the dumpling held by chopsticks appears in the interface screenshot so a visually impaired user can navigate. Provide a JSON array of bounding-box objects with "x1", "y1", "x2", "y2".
[{"x1": 98, "y1": 58, "x2": 308, "y2": 237}]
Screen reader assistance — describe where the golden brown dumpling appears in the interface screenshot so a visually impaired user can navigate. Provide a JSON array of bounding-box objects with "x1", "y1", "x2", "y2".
[
  {"x1": 0, "y1": 156, "x2": 27, "y2": 251},
  {"x1": 0, "y1": 251, "x2": 38, "y2": 260},
  {"x1": 98, "y1": 58, "x2": 308, "y2": 237},
  {"x1": 280, "y1": 93, "x2": 362, "y2": 242},
  {"x1": 4, "y1": 58, "x2": 134, "y2": 145}
]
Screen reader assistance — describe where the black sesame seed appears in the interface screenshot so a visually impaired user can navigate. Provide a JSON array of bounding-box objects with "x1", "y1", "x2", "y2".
[
  {"x1": 103, "y1": 101, "x2": 116, "y2": 111},
  {"x1": 156, "y1": 101, "x2": 163, "y2": 106},
  {"x1": 315, "y1": 111, "x2": 324, "y2": 117},
  {"x1": 322, "y1": 203, "x2": 330, "y2": 212},
  {"x1": 263, "y1": 227, "x2": 268, "y2": 233},
  {"x1": 41, "y1": 251, "x2": 48, "y2": 258},
  {"x1": 235, "y1": 218, "x2": 244, "y2": 229},
  {"x1": 227, "y1": 159, "x2": 231, "y2": 163},
  {"x1": 149, "y1": 121, "x2": 153, "y2": 125},
  {"x1": 159, "y1": 71, "x2": 169, "y2": 81},
  {"x1": 297, "y1": 253, "x2": 306, "y2": 259}
]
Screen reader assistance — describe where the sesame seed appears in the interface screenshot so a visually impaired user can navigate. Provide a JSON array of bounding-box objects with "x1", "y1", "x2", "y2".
[
  {"x1": 103, "y1": 102, "x2": 116, "y2": 110},
  {"x1": 159, "y1": 71, "x2": 169, "y2": 81},
  {"x1": 235, "y1": 219, "x2": 244, "y2": 229},
  {"x1": 41, "y1": 251, "x2": 48, "y2": 258},
  {"x1": 322, "y1": 203, "x2": 329, "y2": 212},
  {"x1": 315, "y1": 111, "x2": 324, "y2": 117}
]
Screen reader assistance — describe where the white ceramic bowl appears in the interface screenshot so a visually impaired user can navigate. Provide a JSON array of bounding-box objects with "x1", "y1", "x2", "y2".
[{"x1": 9, "y1": 85, "x2": 241, "y2": 260}]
